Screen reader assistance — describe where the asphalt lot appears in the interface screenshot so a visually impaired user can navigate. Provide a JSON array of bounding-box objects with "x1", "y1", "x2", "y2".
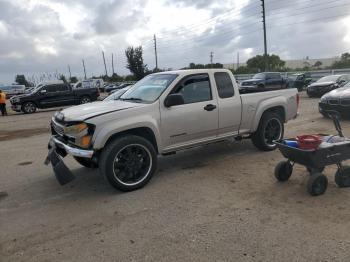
[{"x1": 1, "y1": 92, "x2": 350, "y2": 261}]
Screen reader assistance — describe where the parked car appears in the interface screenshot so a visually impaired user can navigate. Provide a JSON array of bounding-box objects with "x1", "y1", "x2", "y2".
[
  {"x1": 287, "y1": 73, "x2": 313, "y2": 91},
  {"x1": 319, "y1": 81, "x2": 350, "y2": 117},
  {"x1": 10, "y1": 82, "x2": 100, "y2": 114},
  {"x1": 306, "y1": 74, "x2": 350, "y2": 97},
  {"x1": 105, "y1": 83, "x2": 133, "y2": 94},
  {"x1": 103, "y1": 86, "x2": 132, "y2": 101},
  {"x1": 0, "y1": 84, "x2": 26, "y2": 98},
  {"x1": 46, "y1": 69, "x2": 298, "y2": 191},
  {"x1": 240, "y1": 72, "x2": 288, "y2": 93}
]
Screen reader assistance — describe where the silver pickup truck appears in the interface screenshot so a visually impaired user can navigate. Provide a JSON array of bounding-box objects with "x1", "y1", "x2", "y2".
[{"x1": 46, "y1": 69, "x2": 298, "y2": 191}]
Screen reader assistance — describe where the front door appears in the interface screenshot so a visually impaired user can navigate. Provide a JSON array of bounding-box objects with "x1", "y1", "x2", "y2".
[{"x1": 160, "y1": 73, "x2": 219, "y2": 151}]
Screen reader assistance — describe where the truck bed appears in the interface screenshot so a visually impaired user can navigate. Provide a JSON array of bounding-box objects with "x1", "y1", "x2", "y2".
[{"x1": 239, "y1": 88, "x2": 298, "y2": 134}]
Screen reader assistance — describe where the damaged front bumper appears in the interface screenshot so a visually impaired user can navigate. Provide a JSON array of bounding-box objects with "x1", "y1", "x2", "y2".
[{"x1": 45, "y1": 136, "x2": 94, "y2": 185}]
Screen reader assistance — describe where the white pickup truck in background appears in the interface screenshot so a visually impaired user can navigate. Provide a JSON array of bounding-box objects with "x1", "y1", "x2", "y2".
[{"x1": 46, "y1": 69, "x2": 299, "y2": 191}]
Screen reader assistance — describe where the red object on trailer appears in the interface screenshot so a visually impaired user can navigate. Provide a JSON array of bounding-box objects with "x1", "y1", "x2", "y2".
[{"x1": 296, "y1": 135, "x2": 322, "y2": 150}]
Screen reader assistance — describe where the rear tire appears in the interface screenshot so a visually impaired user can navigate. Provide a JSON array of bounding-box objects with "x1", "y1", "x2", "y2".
[
  {"x1": 22, "y1": 102, "x2": 37, "y2": 114},
  {"x1": 74, "y1": 156, "x2": 98, "y2": 168},
  {"x1": 80, "y1": 96, "x2": 91, "y2": 104},
  {"x1": 252, "y1": 112, "x2": 284, "y2": 151},
  {"x1": 99, "y1": 135, "x2": 157, "y2": 192},
  {"x1": 307, "y1": 173, "x2": 328, "y2": 196}
]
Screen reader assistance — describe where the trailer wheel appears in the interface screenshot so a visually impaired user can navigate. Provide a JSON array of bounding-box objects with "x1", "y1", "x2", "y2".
[
  {"x1": 274, "y1": 160, "x2": 293, "y2": 182},
  {"x1": 307, "y1": 173, "x2": 328, "y2": 196},
  {"x1": 335, "y1": 166, "x2": 350, "y2": 188}
]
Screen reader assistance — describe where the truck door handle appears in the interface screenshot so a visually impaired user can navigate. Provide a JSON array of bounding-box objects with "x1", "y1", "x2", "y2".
[{"x1": 204, "y1": 104, "x2": 217, "y2": 111}]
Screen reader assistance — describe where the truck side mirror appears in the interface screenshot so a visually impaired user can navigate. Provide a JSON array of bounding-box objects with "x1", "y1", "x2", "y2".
[
  {"x1": 164, "y1": 94, "x2": 184, "y2": 107},
  {"x1": 40, "y1": 89, "x2": 47, "y2": 94}
]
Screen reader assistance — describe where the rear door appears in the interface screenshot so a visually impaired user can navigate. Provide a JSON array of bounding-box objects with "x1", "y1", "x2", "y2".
[
  {"x1": 269, "y1": 73, "x2": 283, "y2": 89},
  {"x1": 160, "y1": 73, "x2": 219, "y2": 150},
  {"x1": 213, "y1": 72, "x2": 242, "y2": 137},
  {"x1": 55, "y1": 84, "x2": 75, "y2": 105},
  {"x1": 37, "y1": 85, "x2": 60, "y2": 108}
]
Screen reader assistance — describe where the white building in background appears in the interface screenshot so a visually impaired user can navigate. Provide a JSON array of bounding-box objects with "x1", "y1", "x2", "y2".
[{"x1": 223, "y1": 56, "x2": 340, "y2": 70}]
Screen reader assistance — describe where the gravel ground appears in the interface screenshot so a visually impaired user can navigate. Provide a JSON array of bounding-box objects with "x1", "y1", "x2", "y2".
[{"x1": 1, "y1": 92, "x2": 350, "y2": 261}]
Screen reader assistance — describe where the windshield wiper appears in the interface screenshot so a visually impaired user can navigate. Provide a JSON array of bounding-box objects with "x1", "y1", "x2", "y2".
[{"x1": 121, "y1": 97, "x2": 144, "y2": 102}]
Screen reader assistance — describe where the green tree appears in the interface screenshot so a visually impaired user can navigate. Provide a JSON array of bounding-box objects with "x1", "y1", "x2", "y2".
[
  {"x1": 69, "y1": 76, "x2": 78, "y2": 83},
  {"x1": 332, "y1": 52, "x2": 350, "y2": 68},
  {"x1": 58, "y1": 74, "x2": 67, "y2": 83},
  {"x1": 125, "y1": 46, "x2": 148, "y2": 80},
  {"x1": 246, "y1": 54, "x2": 285, "y2": 72},
  {"x1": 314, "y1": 61, "x2": 322, "y2": 68},
  {"x1": 15, "y1": 74, "x2": 31, "y2": 87}
]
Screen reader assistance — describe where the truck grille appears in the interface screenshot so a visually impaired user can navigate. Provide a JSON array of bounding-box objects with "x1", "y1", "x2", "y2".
[
  {"x1": 52, "y1": 119, "x2": 65, "y2": 136},
  {"x1": 328, "y1": 99, "x2": 339, "y2": 105},
  {"x1": 340, "y1": 99, "x2": 350, "y2": 106}
]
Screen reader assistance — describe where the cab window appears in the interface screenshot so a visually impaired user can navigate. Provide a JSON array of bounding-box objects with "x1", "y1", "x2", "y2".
[
  {"x1": 172, "y1": 74, "x2": 211, "y2": 104},
  {"x1": 214, "y1": 72, "x2": 234, "y2": 98}
]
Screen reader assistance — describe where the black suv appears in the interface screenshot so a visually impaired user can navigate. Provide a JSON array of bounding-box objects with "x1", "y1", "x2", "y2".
[
  {"x1": 240, "y1": 72, "x2": 288, "y2": 93},
  {"x1": 10, "y1": 82, "x2": 100, "y2": 114}
]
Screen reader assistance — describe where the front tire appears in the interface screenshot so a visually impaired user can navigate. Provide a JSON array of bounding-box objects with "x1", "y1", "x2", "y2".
[
  {"x1": 99, "y1": 135, "x2": 157, "y2": 192},
  {"x1": 74, "y1": 156, "x2": 98, "y2": 168},
  {"x1": 22, "y1": 102, "x2": 37, "y2": 114},
  {"x1": 252, "y1": 112, "x2": 284, "y2": 151}
]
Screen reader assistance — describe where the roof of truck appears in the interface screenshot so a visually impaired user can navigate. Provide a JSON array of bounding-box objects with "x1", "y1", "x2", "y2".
[{"x1": 154, "y1": 68, "x2": 232, "y2": 75}]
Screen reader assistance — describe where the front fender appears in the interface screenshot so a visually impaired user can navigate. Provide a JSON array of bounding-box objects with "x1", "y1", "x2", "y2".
[{"x1": 92, "y1": 116, "x2": 161, "y2": 152}]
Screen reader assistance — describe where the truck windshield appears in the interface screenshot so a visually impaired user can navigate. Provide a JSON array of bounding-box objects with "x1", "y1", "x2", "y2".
[
  {"x1": 120, "y1": 74, "x2": 178, "y2": 103},
  {"x1": 253, "y1": 73, "x2": 265, "y2": 79}
]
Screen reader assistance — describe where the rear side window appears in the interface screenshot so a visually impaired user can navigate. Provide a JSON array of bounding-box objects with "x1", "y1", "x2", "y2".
[
  {"x1": 214, "y1": 72, "x2": 234, "y2": 98},
  {"x1": 56, "y1": 84, "x2": 69, "y2": 91},
  {"x1": 42, "y1": 85, "x2": 58, "y2": 93},
  {"x1": 268, "y1": 73, "x2": 281, "y2": 79}
]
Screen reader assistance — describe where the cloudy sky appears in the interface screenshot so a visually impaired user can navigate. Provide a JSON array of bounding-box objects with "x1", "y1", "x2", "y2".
[{"x1": 1, "y1": 0, "x2": 350, "y2": 83}]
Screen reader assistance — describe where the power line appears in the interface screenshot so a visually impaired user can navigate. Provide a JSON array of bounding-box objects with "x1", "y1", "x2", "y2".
[{"x1": 261, "y1": 0, "x2": 268, "y2": 71}]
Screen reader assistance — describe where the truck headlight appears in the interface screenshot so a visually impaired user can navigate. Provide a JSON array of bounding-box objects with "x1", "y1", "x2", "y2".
[
  {"x1": 64, "y1": 123, "x2": 94, "y2": 148},
  {"x1": 64, "y1": 123, "x2": 88, "y2": 135}
]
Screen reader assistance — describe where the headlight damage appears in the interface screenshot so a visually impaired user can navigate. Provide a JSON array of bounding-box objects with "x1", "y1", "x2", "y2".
[{"x1": 52, "y1": 117, "x2": 94, "y2": 149}]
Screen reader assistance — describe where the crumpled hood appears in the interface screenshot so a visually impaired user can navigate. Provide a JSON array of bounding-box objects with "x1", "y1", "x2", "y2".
[
  {"x1": 59, "y1": 100, "x2": 142, "y2": 121},
  {"x1": 324, "y1": 87, "x2": 350, "y2": 99},
  {"x1": 309, "y1": 81, "x2": 336, "y2": 88}
]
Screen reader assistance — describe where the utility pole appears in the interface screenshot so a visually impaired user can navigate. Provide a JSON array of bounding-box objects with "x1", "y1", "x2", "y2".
[
  {"x1": 102, "y1": 51, "x2": 108, "y2": 76},
  {"x1": 111, "y1": 53, "x2": 115, "y2": 75},
  {"x1": 82, "y1": 59, "x2": 87, "y2": 80},
  {"x1": 210, "y1": 51, "x2": 213, "y2": 67},
  {"x1": 68, "y1": 65, "x2": 72, "y2": 79},
  {"x1": 237, "y1": 52, "x2": 240, "y2": 70},
  {"x1": 261, "y1": 0, "x2": 268, "y2": 71},
  {"x1": 154, "y1": 34, "x2": 158, "y2": 70}
]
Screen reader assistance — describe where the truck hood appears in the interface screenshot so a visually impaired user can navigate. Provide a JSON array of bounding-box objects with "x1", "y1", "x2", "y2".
[{"x1": 60, "y1": 100, "x2": 143, "y2": 121}]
